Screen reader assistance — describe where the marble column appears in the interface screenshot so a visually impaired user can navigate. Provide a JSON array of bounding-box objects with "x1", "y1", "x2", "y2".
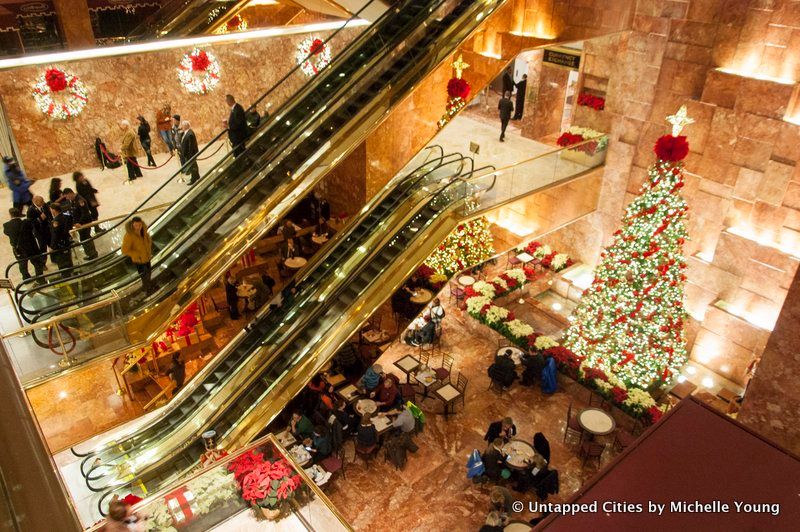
[
  {"x1": 521, "y1": 62, "x2": 569, "y2": 140},
  {"x1": 53, "y1": 0, "x2": 95, "y2": 49},
  {"x1": 737, "y1": 267, "x2": 800, "y2": 455}
]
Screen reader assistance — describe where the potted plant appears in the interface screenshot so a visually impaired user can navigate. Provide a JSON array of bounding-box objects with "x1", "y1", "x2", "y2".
[{"x1": 230, "y1": 452, "x2": 303, "y2": 520}]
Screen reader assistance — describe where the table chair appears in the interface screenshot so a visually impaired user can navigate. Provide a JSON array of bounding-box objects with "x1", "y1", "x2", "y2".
[
  {"x1": 506, "y1": 250, "x2": 522, "y2": 270},
  {"x1": 563, "y1": 401, "x2": 584, "y2": 443},
  {"x1": 434, "y1": 353, "x2": 453, "y2": 381},
  {"x1": 417, "y1": 351, "x2": 430, "y2": 368},
  {"x1": 589, "y1": 391, "x2": 613, "y2": 412},
  {"x1": 454, "y1": 371, "x2": 468, "y2": 410},
  {"x1": 579, "y1": 441, "x2": 605, "y2": 467},
  {"x1": 449, "y1": 281, "x2": 465, "y2": 306},
  {"x1": 355, "y1": 443, "x2": 378, "y2": 462},
  {"x1": 612, "y1": 429, "x2": 636, "y2": 453},
  {"x1": 418, "y1": 342, "x2": 436, "y2": 358},
  {"x1": 320, "y1": 449, "x2": 344, "y2": 480}
]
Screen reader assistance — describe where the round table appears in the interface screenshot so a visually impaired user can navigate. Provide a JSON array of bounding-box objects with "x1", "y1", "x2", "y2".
[
  {"x1": 312, "y1": 234, "x2": 329, "y2": 245},
  {"x1": 577, "y1": 408, "x2": 616, "y2": 436},
  {"x1": 409, "y1": 288, "x2": 433, "y2": 304},
  {"x1": 355, "y1": 398, "x2": 378, "y2": 416},
  {"x1": 504, "y1": 522, "x2": 532, "y2": 532},
  {"x1": 458, "y1": 275, "x2": 475, "y2": 286},
  {"x1": 285, "y1": 257, "x2": 307, "y2": 269},
  {"x1": 496, "y1": 346, "x2": 525, "y2": 366},
  {"x1": 501, "y1": 439, "x2": 538, "y2": 470}
]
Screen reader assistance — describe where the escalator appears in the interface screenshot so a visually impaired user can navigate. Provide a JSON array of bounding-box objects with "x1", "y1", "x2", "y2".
[
  {"x1": 126, "y1": 0, "x2": 251, "y2": 40},
  {"x1": 10, "y1": 0, "x2": 507, "y2": 356},
  {"x1": 68, "y1": 147, "x2": 488, "y2": 515}
]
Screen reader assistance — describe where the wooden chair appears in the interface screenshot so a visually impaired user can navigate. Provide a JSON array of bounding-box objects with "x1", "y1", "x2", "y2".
[
  {"x1": 589, "y1": 391, "x2": 612, "y2": 412},
  {"x1": 579, "y1": 442, "x2": 605, "y2": 467},
  {"x1": 454, "y1": 372, "x2": 468, "y2": 410},
  {"x1": 417, "y1": 351, "x2": 430, "y2": 368},
  {"x1": 449, "y1": 281, "x2": 465, "y2": 306},
  {"x1": 613, "y1": 429, "x2": 636, "y2": 453},
  {"x1": 418, "y1": 341, "x2": 435, "y2": 358},
  {"x1": 506, "y1": 250, "x2": 522, "y2": 270},
  {"x1": 320, "y1": 450, "x2": 344, "y2": 480},
  {"x1": 356, "y1": 443, "x2": 378, "y2": 462},
  {"x1": 563, "y1": 401, "x2": 583, "y2": 443},
  {"x1": 434, "y1": 353, "x2": 453, "y2": 382}
]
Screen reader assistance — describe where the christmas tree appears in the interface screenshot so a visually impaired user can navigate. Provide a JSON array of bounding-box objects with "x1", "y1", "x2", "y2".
[
  {"x1": 562, "y1": 107, "x2": 694, "y2": 390},
  {"x1": 425, "y1": 217, "x2": 494, "y2": 276}
]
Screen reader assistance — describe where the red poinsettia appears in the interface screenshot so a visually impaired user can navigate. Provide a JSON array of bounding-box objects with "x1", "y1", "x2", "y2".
[
  {"x1": 463, "y1": 286, "x2": 478, "y2": 298},
  {"x1": 556, "y1": 132, "x2": 584, "y2": 147},
  {"x1": 577, "y1": 92, "x2": 605, "y2": 111},
  {"x1": 646, "y1": 405, "x2": 664, "y2": 425},
  {"x1": 525, "y1": 333, "x2": 541, "y2": 349},
  {"x1": 545, "y1": 346, "x2": 583, "y2": 369},
  {"x1": 583, "y1": 366, "x2": 608, "y2": 382},
  {"x1": 190, "y1": 50, "x2": 211, "y2": 72},
  {"x1": 611, "y1": 386, "x2": 628, "y2": 403},
  {"x1": 447, "y1": 77, "x2": 471, "y2": 100},
  {"x1": 45, "y1": 68, "x2": 67, "y2": 92},
  {"x1": 227, "y1": 450, "x2": 265, "y2": 483},
  {"x1": 654, "y1": 134, "x2": 689, "y2": 162},
  {"x1": 226, "y1": 15, "x2": 242, "y2": 30},
  {"x1": 309, "y1": 38, "x2": 325, "y2": 56}
]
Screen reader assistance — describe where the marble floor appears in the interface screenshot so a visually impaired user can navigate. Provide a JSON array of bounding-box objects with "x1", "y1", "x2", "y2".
[{"x1": 324, "y1": 264, "x2": 631, "y2": 531}]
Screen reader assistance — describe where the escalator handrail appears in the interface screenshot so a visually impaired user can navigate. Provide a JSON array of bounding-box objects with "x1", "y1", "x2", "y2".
[
  {"x1": 69, "y1": 148, "x2": 458, "y2": 467},
  {"x1": 6, "y1": 0, "x2": 385, "y2": 289}
]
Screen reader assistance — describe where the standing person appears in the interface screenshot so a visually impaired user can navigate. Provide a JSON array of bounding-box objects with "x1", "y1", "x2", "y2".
[
  {"x1": 156, "y1": 104, "x2": 174, "y2": 154},
  {"x1": 121, "y1": 216, "x2": 154, "y2": 295},
  {"x1": 27, "y1": 195, "x2": 52, "y2": 251},
  {"x1": 49, "y1": 203, "x2": 73, "y2": 273},
  {"x1": 501, "y1": 69, "x2": 514, "y2": 95},
  {"x1": 512, "y1": 74, "x2": 527, "y2": 120},
  {"x1": 179, "y1": 120, "x2": 200, "y2": 186},
  {"x1": 429, "y1": 297, "x2": 445, "y2": 327},
  {"x1": 498, "y1": 91, "x2": 514, "y2": 142},
  {"x1": 225, "y1": 94, "x2": 248, "y2": 157},
  {"x1": 224, "y1": 273, "x2": 240, "y2": 320},
  {"x1": 165, "y1": 353, "x2": 185, "y2": 392},
  {"x1": 136, "y1": 115, "x2": 157, "y2": 167},
  {"x1": 119, "y1": 120, "x2": 143, "y2": 182},
  {"x1": 171, "y1": 114, "x2": 184, "y2": 166},
  {"x1": 4, "y1": 208, "x2": 45, "y2": 280},
  {"x1": 61, "y1": 188, "x2": 98, "y2": 260},
  {"x1": 48, "y1": 177, "x2": 63, "y2": 203},
  {"x1": 73, "y1": 171, "x2": 101, "y2": 233},
  {"x1": 3, "y1": 157, "x2": 32, "y2": 210}
]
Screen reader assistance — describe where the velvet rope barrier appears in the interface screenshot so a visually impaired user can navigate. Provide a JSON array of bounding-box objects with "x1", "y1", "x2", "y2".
[
  {"x1": 47, "y1": 323, "x2": 77, "y2": 355},
  {"x1": 99, "y1": 144, "x2": 174, "y2": 169}
]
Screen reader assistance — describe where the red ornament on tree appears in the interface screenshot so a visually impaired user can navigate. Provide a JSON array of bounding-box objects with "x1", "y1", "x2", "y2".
[
  {"x1": 446, "y1": 77, "x2": 471, "y2": 100},
  {"x1": 654, "y1": 135, "x2": 689, "y2": 162}
]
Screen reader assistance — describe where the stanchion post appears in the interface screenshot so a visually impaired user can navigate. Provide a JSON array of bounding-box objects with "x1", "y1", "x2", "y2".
[{"x1": 51, "y1": 323, "x2": 71, "y2": 368}]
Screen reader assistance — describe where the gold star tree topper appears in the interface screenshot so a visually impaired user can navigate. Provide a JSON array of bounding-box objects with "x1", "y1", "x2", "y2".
[
  {"x1": 452, "y1": 54, "x2": 470, "y2": 79},
  {"x1": 666, "y1": 105, "x2": 694, "y2": 136}
]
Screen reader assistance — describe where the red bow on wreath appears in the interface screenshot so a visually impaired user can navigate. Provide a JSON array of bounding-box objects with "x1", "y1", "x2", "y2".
[
  {"x1": 309, "y1": 38, "x2": 325, "y2": 56},
  {"x1": 191, "y1": 51, "x2": 211, "y2": 72},
  {"x1": 45, "y1": 68, "x2": 67, "y2": 92}
]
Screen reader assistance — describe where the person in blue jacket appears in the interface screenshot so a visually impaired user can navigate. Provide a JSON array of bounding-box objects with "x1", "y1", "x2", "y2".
[{"x1": 4, "y1": 157, "x2": 32, "y2": 210}]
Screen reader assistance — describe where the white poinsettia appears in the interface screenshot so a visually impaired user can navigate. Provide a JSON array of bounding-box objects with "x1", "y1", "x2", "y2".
[
  {"x1": 472, "y1": 280, "x2": 496, "y2": 298},
  {"x1": 466, "y1": 295, "x2": 492, "y2": 315},
  {"x1": 623, "y1": 388, "x2": 656, "y2": 410},
  {"x1": 491, "y1": 276, "x2": 508, "y2": 290},
  {"x1": 506, "y1": 319, "x2": 534, "y2": 338},
  {"x1": 533, "y1": 244, "x2": 552, "y2": 259},
  {"x1": 505, "y1": 268, "x2": 526, "y2": 284},
  {"x1": 534, "y1": 335, "x2": 558, "y2": 350},
  {"x1": 551, "y1": 253, "x2": 569, "y2": 271},
  {"x1": 485, "y1": 305, "x2": 510, "y2": 324},
  {"x1": 594, "y1": 379, "x2": 612, "y2": 392}
]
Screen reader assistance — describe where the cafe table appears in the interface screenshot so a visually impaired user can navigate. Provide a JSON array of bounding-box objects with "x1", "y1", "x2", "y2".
[
  {"x1": 502, "y1": 439, "x2": 539, "y2": 470},
  {"x1": 394, "y1": 354, "x2": 420, "y2": 383},
  {"x1": 285, "y1": 257, "x2": 307, "y2": 269},
  {"x1": 336, "y1": 383, "x2": 361, "y2": 404},
  {"x1": 504, "y1": 521, "x2": 532, "y2": 532},
  {"x1": 275, "y1": 429, "x2": 296, "y2": 448},
  {"x1": 409, "y1": 288, "x2": 434, "y2": 304},
  {"x1": 371, "y1": 412, "x2": 394, "y2": 436},
  {"x1": 515, "y1": 252, "x2": 534, "y2": 264},
  {"x1": 496, "y1": 346, "x2": 525, "y2": 366},
  {"x1": 577, "y1": 407, "x2": 616, "y2": 437},
  {"x1": 355, "y1": 398, "x2": 378, "y2": 416},
  {"x1": 288, "y1": 444, "x2": 312, "y2": 467},
  {"x1": 311, "y1": 234, "x2": 329, "y2": 245},
  {"x1": 457, "y1": 275, "x2": 475, "y2": 286},
  {"x1": 322, "y1": 372, "x2": 347, "y2": 388},
  {"x1": 414, "y1": 368, "x2": 439, "y2": 399}
]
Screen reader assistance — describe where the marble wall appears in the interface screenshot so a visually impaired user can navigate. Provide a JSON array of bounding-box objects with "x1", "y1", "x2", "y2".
[
  {"x1": 541, "y1": 0, "x2": 800, "y2": 389},
  {"x1": 0, "y1": 22, "x2": 351, "y2": 179},
  {"x1": 521, "y1": 62, "x2": 569, "y2": 139}
]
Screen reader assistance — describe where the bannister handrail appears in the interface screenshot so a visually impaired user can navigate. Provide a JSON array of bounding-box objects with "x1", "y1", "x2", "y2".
[
  {"x1": 67, "y1": 202, "x2": 171, "y2": 236},
  {"x1": 0, "y1": 291, "x2": 121, "y2": 339}
]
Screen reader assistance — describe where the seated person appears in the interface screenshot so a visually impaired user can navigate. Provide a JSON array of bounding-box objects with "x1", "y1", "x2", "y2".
[
  {"x1": 488, "y1": 352, "x2": 517, "y2": 389},
  {"x1": 304, "y1": 425, "x2": 332, "y2": 462},
  {"x1": 484, "y1": 417, "x2": 517, "y2": 443},
  {"x1": 533, "y1": 432, "x2": 551, "y2": 463},
  {"x1": 513, "y1": 454, "x2": 548, "y2": 492},
  {"x1": 290, "y1": 411, "x2": 314, "y2": 439},
  {"x1": 388, "y1": 404, "x2": 418, "y2": 452},
  {"x1": 279, "y1": 238, "x2": 299, "y2": 261},
  {"x1": 404, "y1": 314, "x2": 426, "y2": 345},
  {"x1": 306, "y1": 375, "x2": 335, "y2": 411},
  {"x1": 410, "y1": 315, "x2": 436, "y2": 346},
  {"x1": 521, "y1": 352, "x2": 545, "y2": 386},
  {"x1": 330, "y1": 398, "x2": 357, "y2": 433},
  {"x1": 375, "y1": 375, "x2": 400, "y2": 411},
  {"x1": 490, "y1": 486, "x2": 514, "y2": 514},
  {"x1": 479, "y1": 511, "x2": 505, "y2": 532},
  {"x1": 355, "y1": 413, "x2": 379, "y2": 451},
  {"x1": 481, "y1": 438, "x2": 508, "y2": 481},
  {"x1": 260, "y1": 272, "x2": 276, "y2": 295},
  {"x1": 359, "y1": 364, "x2": 384, "y2": 393},
  {"x1": 333, "y1": 342, "x2": 363, "y2": 379},
  {"x1": 316, "y1": 216, "x2": 332, "y2": 236}
]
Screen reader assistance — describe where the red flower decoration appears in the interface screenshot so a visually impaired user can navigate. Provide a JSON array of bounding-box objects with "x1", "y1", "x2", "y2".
[
  {"x1": 45, "y1": 68, "x2": 67, "y2": 92},
  {"x1": 577, "y1": 92, "x2": 605, "y2": 111},
  {"x1": 646, "y1": 405, "x2": 664, "y2": 425},
  {"x1": 226, "y1": 15, "x2": 242, "y2": 30},
  {"x1": 557, "y1": 132, "x2": 584, "y2": 147},
  {"x1": 309, "y1": 38, "x2": 325, "y2": 56},
  {"x1": 120, "y1": 494, "x2": 142, "y2": 506},
  {"x1": 611, "y1": 386, "x2": 628, "y2": 403},
  {"x1": 654, "y1": 134, "x2": 689, "y2": 161},
  {"x1": 583, "y1": 367, "x2": 608, "y2": 382},
  {"x1": 544, "y1": 346, "x2": 583, "y2": 369},
  {"x1": 447, "y1": 77, "x2": 471, "y2": 100},
  {"x1": 190, "y1": 50, "x2": 211, "y2": 72}
]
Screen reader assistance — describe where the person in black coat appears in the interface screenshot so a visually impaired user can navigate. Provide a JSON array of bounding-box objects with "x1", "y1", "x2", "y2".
[
  {"x1": 4, "y1": 208, "x2": 45, "y2": 279},
  {"x1": 501, "y1": 69, "x2": 514, "y2": 95},
  {"x1": 484, "y1": 417, "x2": 517, "y2": 443},
  {"x1": 179, "y1": 120, "x2": 201, "y2": 185},
  {"x1": 498, "y1": 91, "x2": 514, "y2": 142},
  {"x1": 224, "y1": 273, "x2": 240, "y2": 320},
  {"x1": 521, "y1": 352, "x2": 545, "y2": 386},
  {"x1": 488, "y1": 351, "x2": 517, "y2": 388},
  {"x1": 512, "y1": 74, "x2": 527, "y2": 120},
  {"x1": 533, "y1": 432, "x2": 551, "y2": 463},
  {"x1": 225, "y1": 94, "x2": 249, "y2": 157},
  {"x1": 62, "y1": 189, "x2": 97, "y2": 260},
  {"x1": 72, "y1": 172, "x2": 100, "y2": 231},
  {"x1": 136, "y1": 115, "x2": 157, "y2": 167},
  {"x1": 482, "y1": 439, "x2": 508, "y2": 481},
  {"x1": 49, "y1": 203, "x2": 73, "y2": 273},
  {"x1": 27, "y1": 196, "x2": 52, "y2": 252}
]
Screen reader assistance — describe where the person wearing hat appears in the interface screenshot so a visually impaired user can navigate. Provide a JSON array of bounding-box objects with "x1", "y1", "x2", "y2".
[
  {"x1": 359, "y1": 364, "x2": 383, "y2": 392},
  {"x1": 3, "y1": 157, "x2": 32, "y2": 210},
  {"x1": 119, "y1": 120, "x2": 142, "y2": 182}
]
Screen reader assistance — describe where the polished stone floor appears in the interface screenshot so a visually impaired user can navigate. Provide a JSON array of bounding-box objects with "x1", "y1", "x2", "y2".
[{"x1": 324, "y1": 267, "x2": 629, "y2": 531}]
